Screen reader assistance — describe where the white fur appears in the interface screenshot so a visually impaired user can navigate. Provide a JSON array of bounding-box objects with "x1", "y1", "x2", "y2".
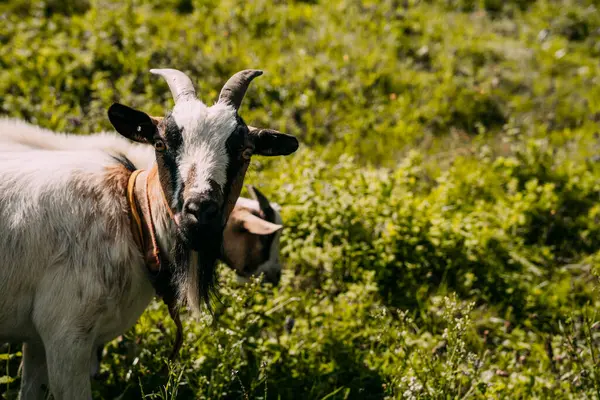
[
  {"x1": 172, "y1": 100, "x2": 237, "y2": 194},
  {"x1": 0, "y1": 119, "x2": 286, "y2": 388},
  {"x1": 0, "y1": 109, "x2": 243, "y2": 398},
  {"x1": 0, "y1": 150, "x2": 157, "y2": 399},
  {"x1": 0, "y1": 118, "x2": 283, "y2": 279},
  {"x1": 0, "y1": 117, "x2": 154, "y2": 169}
]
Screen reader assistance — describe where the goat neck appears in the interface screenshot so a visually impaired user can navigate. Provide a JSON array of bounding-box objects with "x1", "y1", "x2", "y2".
[
  {"x1": 127, "y1": 164, "x2": 183, "y2": 361},
  {"x1": 129, "y1": 166, "x2": 165, "y2": 274}
]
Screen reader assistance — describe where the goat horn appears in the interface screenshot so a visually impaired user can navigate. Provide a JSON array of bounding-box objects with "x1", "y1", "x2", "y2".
[
  {"x1": 150, "y1": 68, "x2": 196, "y2": 103},
  {"x1": 218, "y1": 69, "x2": 263, "y2": 111}
]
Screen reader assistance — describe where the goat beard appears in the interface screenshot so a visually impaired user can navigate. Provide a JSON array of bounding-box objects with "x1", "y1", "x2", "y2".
[
  {"x1": 148, "y1": 230, "x2": 221, "y2": 364},
  {"x1": 170, "y1": 228, "x2": 222, "y2": 315}
]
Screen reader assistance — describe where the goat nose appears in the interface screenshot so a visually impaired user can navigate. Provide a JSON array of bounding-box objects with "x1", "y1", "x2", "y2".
[{"x1": 183, "y1": 200, "x2": 219, "y2": 224}]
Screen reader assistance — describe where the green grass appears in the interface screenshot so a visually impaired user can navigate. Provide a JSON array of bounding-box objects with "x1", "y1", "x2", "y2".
[{"x1": 1, "y1": 0, "x2": 600, "y2": 398}]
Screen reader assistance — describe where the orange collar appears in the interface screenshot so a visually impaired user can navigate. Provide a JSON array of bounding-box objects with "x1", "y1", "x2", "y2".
[
  {"x1": 127, "y1": 169, "x2": 144, "y2": 248},
  {"x1": 127, "y1": 169, "x2": 183, "y2": 362},
  {"x1": 126, "y1": 169, "x2": 161, "y2": 273}
]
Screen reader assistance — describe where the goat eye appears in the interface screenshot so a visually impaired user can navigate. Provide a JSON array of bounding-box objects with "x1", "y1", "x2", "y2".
[
  {"x1": 242, "y1": 148, "x2": 253, "y2": 160},
  {"x1": 154, "y1": 140, "x2": 166, "y2": 152}
]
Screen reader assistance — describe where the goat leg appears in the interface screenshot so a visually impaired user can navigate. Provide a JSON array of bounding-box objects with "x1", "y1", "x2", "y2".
[
  {"x1": 43, "y1": 334, "x2": 93, "y2": 400},
  {"x1": 19, "y1": 341, "x2": 49, "y2": 400}
]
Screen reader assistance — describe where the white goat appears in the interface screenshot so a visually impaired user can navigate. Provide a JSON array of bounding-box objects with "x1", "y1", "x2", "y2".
[
  {"x1": 0, "y1": 68, "x2": 298, "y2": 399},
  {"x1": 0, "y1": 117, "x2": 287, "y2": 379},
  {"x1": 0, "y1": 117, "x2": 286, "y2": 284}
]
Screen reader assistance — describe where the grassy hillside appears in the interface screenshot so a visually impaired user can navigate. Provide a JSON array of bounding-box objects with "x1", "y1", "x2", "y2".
[{"x1": 1, "y1": 0, "x2": 600, "y2": 399}]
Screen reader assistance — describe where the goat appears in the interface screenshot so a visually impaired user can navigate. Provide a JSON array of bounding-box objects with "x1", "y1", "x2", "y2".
[
  {"x1": 0, "y1": 68, "x2": 298, "y2": 399},
  {"x1": 88, "y1": 186, "x2": 284, "y2": 378},
  {"x1": 0, "y1": 118, "x2": 287, "y2": 379},
  {"x1": 0, "y1": 117, "x2": 286, "y2": 284}
]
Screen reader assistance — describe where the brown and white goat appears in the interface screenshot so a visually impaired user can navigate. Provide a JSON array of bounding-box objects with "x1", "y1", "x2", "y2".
[
  {"x1": 0, "y1": 68, "x2": 298, "y2": 400},
  {"x1": 0, "y1": 119, "x2": 287, "y2": 377},
  {"x1": 0, "y1": 118, "x2": 286, "y2": 284}
]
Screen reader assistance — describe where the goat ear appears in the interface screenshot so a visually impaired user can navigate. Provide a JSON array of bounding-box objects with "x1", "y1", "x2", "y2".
[
  {"x1": 242, "y1": 212, "x2": 283, "y2": 235},
  {"x1": 108, "y1": 103, "x2": 158, "y2": 144},
  {"x1": 247, "y1": 185, "x2": 275, "y2": 220},
  {"x1": 248, "y1": 127, "x2": 299, "y2": 156},
  {"x1": 149, "y1": 116, "x2": 163, "y2": 125}
]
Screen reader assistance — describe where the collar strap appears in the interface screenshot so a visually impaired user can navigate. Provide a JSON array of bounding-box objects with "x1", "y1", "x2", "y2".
[
  {"x1": 127, "y1": 170, "x2": 144, "y2": 249},
  {"x1": 128, "y1": 169, "x2": 183, "y2": 362},
  {"x1": 127, "y1": 169, "x2": 161, "y2": 273},
  {"x1": 144, "y1": 171, "x2": 162, "y2": 272}
]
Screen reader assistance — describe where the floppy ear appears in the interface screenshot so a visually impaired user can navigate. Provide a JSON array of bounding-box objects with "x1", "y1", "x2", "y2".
[
  {"x1": 248, "y1": 126, "x2": 299, "y2": 156},
  {"x1": 108, "y1": 103, "x2": 158, "y2": 144},
  {"x1": 241, "y1": 211, "x2": 283, "y2": 235}
]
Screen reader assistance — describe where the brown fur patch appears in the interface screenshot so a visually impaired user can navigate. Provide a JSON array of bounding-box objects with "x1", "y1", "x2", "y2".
[
  {"x1": 69, "y1": 163, "x2": 130, "y2": 221},
  {"x1": 222, "y1": 206, "x2": 267, "y2": 276},
  {"x1": 104, "y1": 164, "x2": 131, "y2": 199},
  {"x1": 102, "y1": 163, "x2": 135, "y2": 233},
  {"x1": 138, "y1": 165, "x2": 170, "y2": 272},
  {"x1": 146, "y1": 164, "x2": 166, "y2": 213}
]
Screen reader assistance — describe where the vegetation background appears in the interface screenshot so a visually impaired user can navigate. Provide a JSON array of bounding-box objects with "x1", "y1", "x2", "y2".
[{"x1": 1, "y1": 0, "x2": 600, "y2": 398}]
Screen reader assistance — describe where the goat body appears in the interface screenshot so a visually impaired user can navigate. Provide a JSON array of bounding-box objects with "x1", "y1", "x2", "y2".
[
  {"x1": 0, "y1": 117, "x2": 284, "y2": 281},
  {"x1": 0, "y1": 117, "x2": 288, "y2": 395},
  {"x1": 0, "y1": 117, "x2": 152, "y2": 168},
  {"x1": 0, "y1": 68, "x2": 300, "y2": 400},
  {"x1": 0, "y1": 150, "x2": 155, "y2": 398}
]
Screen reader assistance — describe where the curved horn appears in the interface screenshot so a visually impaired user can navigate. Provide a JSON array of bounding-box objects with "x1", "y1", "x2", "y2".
[
  {"x1": 218, "y1": 69, "x2": 263, "y2": 111},
  {"x1": 150, "y1": 68, "x2": 196, "y2": 103}
]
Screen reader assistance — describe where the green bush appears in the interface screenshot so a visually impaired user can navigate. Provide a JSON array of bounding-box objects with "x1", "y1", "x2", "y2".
[
  {"x1": 1, "y1": 0, "x2": 599, "y2": 165},
  {"x1": 1, "y1": 0, "x2": 600, "y2": 399}
]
